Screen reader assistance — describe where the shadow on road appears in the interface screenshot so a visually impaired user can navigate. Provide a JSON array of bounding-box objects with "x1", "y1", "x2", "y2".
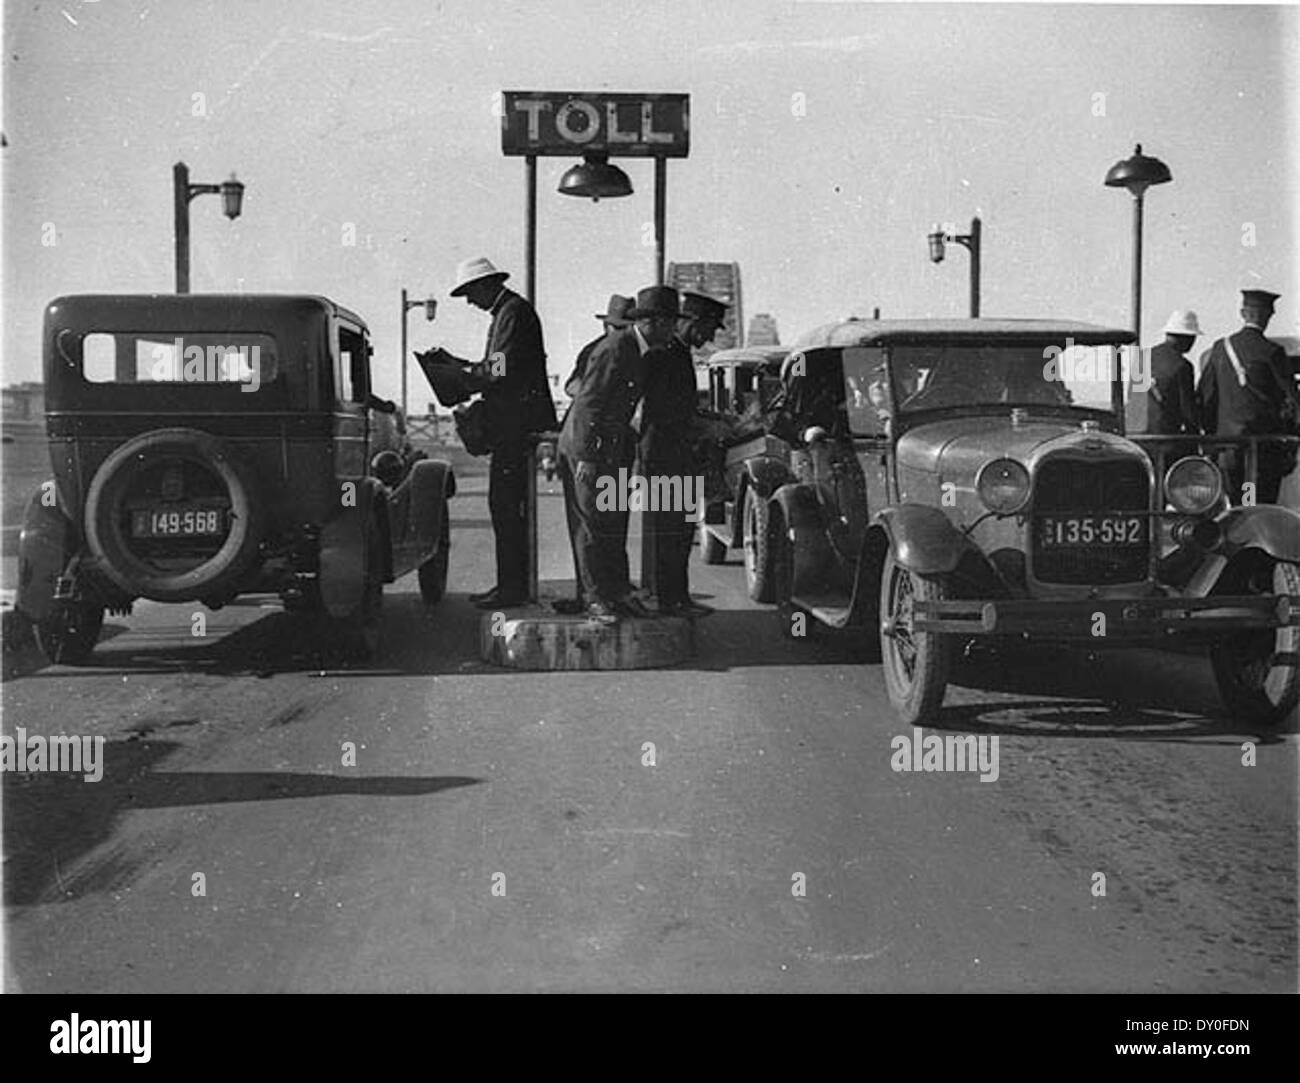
[{"x1": 3, "y1": 734, "x2": 482, "y2": 906}]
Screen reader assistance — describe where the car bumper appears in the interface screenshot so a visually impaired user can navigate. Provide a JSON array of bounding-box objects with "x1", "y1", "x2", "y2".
[{"x1": 912, "y1": 594, "x2": 1299, "y2": 640}]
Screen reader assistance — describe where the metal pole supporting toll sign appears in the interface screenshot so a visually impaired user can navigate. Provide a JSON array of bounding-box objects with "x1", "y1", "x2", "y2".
[{"x1": 501, "y1": 91, "x2": 691, "y2": 601}]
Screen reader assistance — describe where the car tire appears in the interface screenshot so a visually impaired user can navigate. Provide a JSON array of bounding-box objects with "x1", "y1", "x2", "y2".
[
  {"x1": 742, "y1": 487, "x2": 774, "y2": 603},
  {"x1": 1210, "y1": 560, "x2": 1300, "y2": 729},
  {"x1": 699, "y1": 518, "x2": 727, "y2": 564},
  {"x1": 418, "y1": 513, "x2": 450, "y2": 606},
  {"x1": 880, "y1": 550, "x2": 952, "y2": 725},
  {"x1": 84, "y1": 428, "x2": 265, "y2": 603},
  {"x1": 34, "y1": 601, "x2": 104, "y2": 665}
]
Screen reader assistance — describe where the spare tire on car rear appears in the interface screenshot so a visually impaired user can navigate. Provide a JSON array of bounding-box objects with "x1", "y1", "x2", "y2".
[{"x1": 84, "y1": 427, "x2": 266, "y2": 603}]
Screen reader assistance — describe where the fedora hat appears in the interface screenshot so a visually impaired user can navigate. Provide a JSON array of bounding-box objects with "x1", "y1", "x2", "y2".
[
  {"x1": 595, "y1": 294, "x2": 634, "y2": 327},
  {"x1": 627, "y1": 285, "x2": 680, "y2": 319},
  {"x1": 680, "y1": 290, "x2": 730, "y2": 323},
  {"x1": 1162, "y1": 309, "x2": 1203, "y2": 337},
  {"x1": 450, "y1": 256, "x2": 509, "y2": 297}
]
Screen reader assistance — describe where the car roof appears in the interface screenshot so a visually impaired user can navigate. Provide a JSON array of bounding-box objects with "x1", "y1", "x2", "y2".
[
  {"x1": 699, "y1": 345, "x2": 790, "y2": 368},
  {"x1": 793, "y1": 318, "x2": 1137, "y2": 349},
  {"x1": 45, "y1": 293, "x2": 367, "y2": 328}
]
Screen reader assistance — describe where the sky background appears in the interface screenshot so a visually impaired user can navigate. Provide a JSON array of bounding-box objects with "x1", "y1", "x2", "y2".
[{"x1": 2, "y1": 0, "x2": 1297, "y2": 404}]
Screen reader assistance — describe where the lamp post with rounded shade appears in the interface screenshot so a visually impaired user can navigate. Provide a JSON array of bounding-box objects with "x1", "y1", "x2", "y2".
[{"x1": 1104, "y1": 144, "x2": 1171, "y2": 344}]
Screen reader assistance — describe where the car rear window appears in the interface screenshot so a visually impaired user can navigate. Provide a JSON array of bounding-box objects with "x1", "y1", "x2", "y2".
[{"x1": 80, "y1": 332, "x2": 278, "y2": 388}]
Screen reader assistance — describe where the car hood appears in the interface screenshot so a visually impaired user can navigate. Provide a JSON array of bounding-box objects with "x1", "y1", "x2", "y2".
[{"x1": 895, "y1": 415, "x2": 1138, "y2": 479}]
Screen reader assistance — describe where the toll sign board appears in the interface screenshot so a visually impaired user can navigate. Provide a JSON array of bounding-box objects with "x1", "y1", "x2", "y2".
[{"x1": 501, "y1": 92, "x2": 690, "y2": 158}]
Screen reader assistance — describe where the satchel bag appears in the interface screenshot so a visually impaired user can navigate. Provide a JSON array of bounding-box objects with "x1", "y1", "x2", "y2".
[{"x1": 454, "y1": 399, "x2": 496, "y2": 457}]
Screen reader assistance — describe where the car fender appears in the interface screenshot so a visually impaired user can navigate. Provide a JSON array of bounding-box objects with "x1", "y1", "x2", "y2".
[
  {"x1": 407, "y1": 458, "x2": 456, "y2": 564},
  {"x1": 733, "y1": 458, "x2": 797, "y2": 547},
  {"x1": 16, "y1": 484, "x2": 77, "y2": 622},
  {"x1": 769, "y1": 482, "x2": 826, "y2": 536},
  {"x1": 319, "y1": 477, "x2": 384, "y2": 618},
  {"x1": 874, "y1": 504, "x2": 981, "y2": 577},
  {"x1": 743, "y1": 456, "x2": 796, "y2": 502},
  {"x1": 1217, "y1": 504, "x2": 1300, "y2": 564}
]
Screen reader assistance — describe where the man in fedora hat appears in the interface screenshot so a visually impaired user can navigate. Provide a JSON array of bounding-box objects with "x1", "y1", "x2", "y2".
[
  {"x1": 558, "y1": 285, "x2": 678, "y2": 622},
  {"x1": 443, "y1": 257, "x2": 558, "y2": 607},
  {"x1": 1145, "y1": 309, "x2": 1203, "y2": 451},
  {"x1": 639, "y1": 290, "x2": 729, "y2": 618},
  {"x1": 554, "y1": 294, "x2": 635, "y2": 615},
  {"x1": 1198, "y1": 288, "x2": 1300, "y2": 504},
  {"x1": 563, "y1": 294, "x2": 634, "y2": 402}
]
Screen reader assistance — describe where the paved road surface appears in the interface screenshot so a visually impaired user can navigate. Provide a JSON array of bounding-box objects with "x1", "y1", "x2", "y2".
[{"x1": 3, "y1": 475, "x2": 1295, "y2": 991}]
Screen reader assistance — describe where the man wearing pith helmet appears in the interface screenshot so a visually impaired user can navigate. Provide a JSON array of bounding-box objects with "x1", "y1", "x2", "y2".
[
  {"x1": 1197, "y1": 288, "x2": 1300, "y2": 504},
  {"x1": 639, "y1": 290, "x2": 729, "y2": 618},
  {"x1": 447, "y1": 256, "x2": 557, "y2": 607},
  {"x1": 1146, "y1": 309, "x2": 1202, "y2": 440}
]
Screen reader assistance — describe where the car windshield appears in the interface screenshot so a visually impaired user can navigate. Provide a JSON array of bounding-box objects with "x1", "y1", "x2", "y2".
[{"x1": 884, "y1": 343, "x2": 1124, "y2": 415}]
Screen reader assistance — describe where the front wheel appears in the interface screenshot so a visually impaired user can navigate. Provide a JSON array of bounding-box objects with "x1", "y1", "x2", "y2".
[
  {"x1": 34, "y1": 601, "x2": 104, "y2": 665},
  {"x1": 880, "y1": 550, "x2": 952, "y2": 725},
  {"x1": 1210, "y1": 560, "x2": 1300, "y2": 729},
  {"x1": 742, "y1": 488, "x2": 774, "y2": 603}
]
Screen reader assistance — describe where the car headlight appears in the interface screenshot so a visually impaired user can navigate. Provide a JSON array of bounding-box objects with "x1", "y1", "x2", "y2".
[
  {"x1": 975, "y1": 458, "x2": 1031, "y2": 515},
  {"x1": 1164, "y1": 456, "x2": 1222, "y2": 515}
]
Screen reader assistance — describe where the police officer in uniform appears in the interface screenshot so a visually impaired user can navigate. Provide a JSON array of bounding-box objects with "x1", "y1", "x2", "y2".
[
  {"x1": 558, "y1": 286, "x2": 678, "y2": 622},
  {"x1": 639, "y1": 291, "x2": 728, "y2": 617},
  {"x1": 1197, "y1": 289, "x2": 1300, "y2": 504},
  {"x1": 446, "y1": 257, "x2": 558, "y2": 607}
]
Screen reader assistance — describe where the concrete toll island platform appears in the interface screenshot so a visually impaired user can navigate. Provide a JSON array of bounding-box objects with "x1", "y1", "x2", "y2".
[{"x1": 479, "y1": 594, "x2": 695, "y2": 671}]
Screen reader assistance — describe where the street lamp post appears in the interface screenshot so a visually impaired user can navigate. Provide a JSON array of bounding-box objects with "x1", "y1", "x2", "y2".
[
  {"x1": 173, "y1": 161, "x2": 245, "y2": 294},
  {"x1": 1104, "y1": 144, "x2": 1171, "y2": 344},
  {"x1": 400, "y1": 289, "x2": 438, "y2": 419},
  {"x1": 927, "y1": 216, "x2": 982, "y2": 317}
]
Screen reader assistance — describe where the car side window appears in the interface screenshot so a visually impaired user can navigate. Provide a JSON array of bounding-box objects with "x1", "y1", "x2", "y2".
[
  {"x1": 843, "y1": 347, "x2": 888, "y2": 437},
  {"x1": 338, "y1": 326, "x2": 370, "y2": 405}
]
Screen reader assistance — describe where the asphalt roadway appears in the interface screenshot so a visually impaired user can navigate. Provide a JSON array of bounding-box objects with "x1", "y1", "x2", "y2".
[{"x1": 2, "y1": 473, "x2": 1296, "y2": 992}]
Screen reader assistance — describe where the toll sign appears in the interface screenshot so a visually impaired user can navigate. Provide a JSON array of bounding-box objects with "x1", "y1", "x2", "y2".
[{"x1": 501, "y1": 92, "x2": 690, "y2": 158}]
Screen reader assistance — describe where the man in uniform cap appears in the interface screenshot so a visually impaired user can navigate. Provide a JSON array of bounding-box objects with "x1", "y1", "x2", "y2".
[
  {"x1": 1197, "y1": 288, "x2": 1300, "y2": 504},
  {"x1": 558, "y1": 286, "x2": 678, "y2": 622},
  {"x1": 444, "y1": 257, "x2": 558, "y2": 607},
  {"x1": 1143, "y1": 309, "x2": 1203, "y2": 468},
  {"x1": 639, "y1": 290, "x2": 729, "y2": 617}
]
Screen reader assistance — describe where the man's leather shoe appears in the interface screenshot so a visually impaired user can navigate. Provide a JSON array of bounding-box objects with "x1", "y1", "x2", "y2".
[
  {"x1": 472, "y1": 588, "x2": 527, "y2": 609},
  {"x1": 469, "y1": 585, "x2": 501, "y2": 604},
  {"x1": 614, "y1": 595, "x2": 655, "y2": 619},
  {"x1": 660, "y1": 599, "x2": 714, "y2": 618},
  {"x1": 583, "y1": 601, "x2": 619, "y2": 624}
]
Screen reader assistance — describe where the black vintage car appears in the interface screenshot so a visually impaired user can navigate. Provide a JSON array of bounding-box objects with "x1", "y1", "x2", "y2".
[
  {"x1": 694, "y1": 345, "x2": 790, "y2": 601},
  {"x1": 766, "y1": 318, "x2": 1300, "y2": 727},
  {"x1": 17, "y1": 294, "x2": 455, "y2": 663}
]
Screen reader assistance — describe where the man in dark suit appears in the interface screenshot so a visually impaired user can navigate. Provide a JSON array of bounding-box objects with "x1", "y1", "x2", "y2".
[
  {"x1": 563, "y1": 295, "x2": 634, "y2": 403},
  {"x1": 1146, "y1": 310, "x2": 1202, "y2": 436},
  {"x1": 640, "y1": 291, "x2": 728, "y2": 617},
  {"x1": 446, "y1": 257, "x2": 557, "y2": 607},
  {"x1": 1198, "y1": 289, "x2": 1300, "y2": 504},
  {"x1": 558, "y1": 286, "x2": 678, "y2": 622},
  {"x1": 1143, "y1": 309, "x2": 1202, "y2": 474},
  {"x1": 554, "y1": 294, "x2": 634, "y2": 615}
]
